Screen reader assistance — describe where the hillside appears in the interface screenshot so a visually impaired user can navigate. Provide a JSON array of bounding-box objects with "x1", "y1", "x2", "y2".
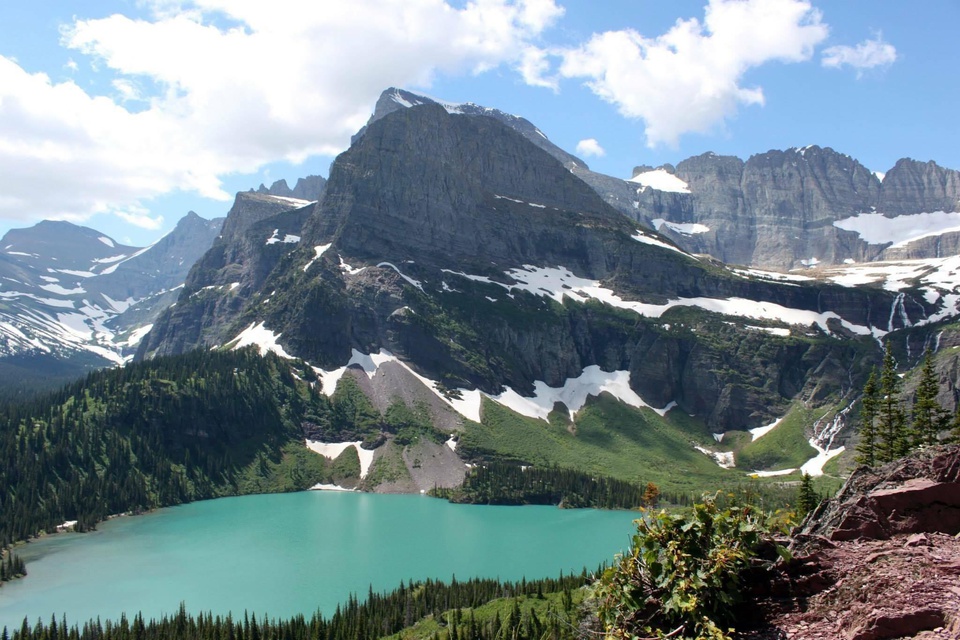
[{"x1": 134, "y1": 94, "x2": 955, "y2": 487}]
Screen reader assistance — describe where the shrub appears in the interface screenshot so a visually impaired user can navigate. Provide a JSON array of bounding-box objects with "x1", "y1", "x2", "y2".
[{"x1": 595, "y1": 497, "x2": 771, "y2": 640}]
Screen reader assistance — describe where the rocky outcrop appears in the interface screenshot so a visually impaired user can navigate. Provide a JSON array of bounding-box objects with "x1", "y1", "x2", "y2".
[
  {"x1": 797, "y1": 445, "x2": 960, "y2": 543},
  {"x1": 879, "y1": 159, "x2": 960, "y2": 216},
  {"x1": 745, "y1": 446, "x2": 960, "y2": 639},
  {"x1": 255, "y1": 175, "x2": 327, "y2": 201},
  {"x1": 137, "y1": 194, "x2": 313, "y2": 359}
]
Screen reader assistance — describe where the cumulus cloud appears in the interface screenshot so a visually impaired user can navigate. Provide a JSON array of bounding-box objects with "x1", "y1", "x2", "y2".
[
  {"x1": 575, "y1": 138, "x2": 605, "y2": 157},
  {"x1": 555, "y1": 0, "x2": 828, "y2": 147},
  {"x1": 822, "y1": 34, "x2": 897, "y2": 75},
  {"x1": 0, "y1": 0, "x2": 562, "y2": 226}
]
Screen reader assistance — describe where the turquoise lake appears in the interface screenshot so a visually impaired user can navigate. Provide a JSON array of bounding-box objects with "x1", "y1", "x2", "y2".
[{"x1": 0, "y1": 491, "x2": 639, "y2": 630}]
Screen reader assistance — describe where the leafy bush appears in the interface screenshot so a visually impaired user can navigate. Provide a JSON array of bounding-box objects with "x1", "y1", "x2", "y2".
[{"x1": 595, "y1": 497, "x2": 772, "y2": 640}]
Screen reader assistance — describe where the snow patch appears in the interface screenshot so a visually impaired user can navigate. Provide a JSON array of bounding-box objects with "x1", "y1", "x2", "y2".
[
  {"x1": 632, "y1": 231, "x2": 690, "y2": 256},
  {"x1": 98, "y1": 236, "x2": 115, "y2": 248},
  {"x1": 628, "y1": 169, "x2": 691, "y2": 194},
  {"x1": 749, "y1": 417, "x2": 783, "y2": 441},
  {"x1": 121, "y1": 324, "x2": 153, "y2": 347},
  {"x1": 303, "y1": 243, "x2": 332, "y2": 272},
  {"x1": 266, "y1": 229, "x2": 301, "y2": 245},
  {"x1": 232, "y1": 322, "x2": 294, "y2": 358},
  {"x1": 445, "y1": 436, "x2": 458, "y2": 452},
  {"x1": 651, "y1": 219, "x2": 710, "y2": 235},
  {"x1": 834, "y1": 211, "x2": 960, "y2": 248},
  {"x1": 305, "y1": 440, "x2": 375, "y2": 478},
  {"x1": 800, "y1": 441, "x2": 845, "y2": 477},
  {"x1": 443, "y1": 265, "x2": 875, "y2": 338},
  {"x1": 751, "y1": 468, "x2": 797, "y2": 478},
  {"x1": 693, "y1": 445, "x2": 736, "y2": 469},
  {"x1": 733, "y1": 268, "x2": 813, "y2": 283},
  {"x1": 265, "y1": 195, "x2": 314, "y2": 208},
  {"x1": 491, "y1": 366, "x2": 672, "y2": 421},
  {"x1": 40, "y1": 283, "x2": 85, "y2": 295},
  {"x1": 378, "y1": 262, "x2": 424, "y2": 291}
]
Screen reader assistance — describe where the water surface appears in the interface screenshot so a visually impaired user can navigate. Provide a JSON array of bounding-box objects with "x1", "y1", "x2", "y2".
[{"x1": 0, "y1": 491, "x2": 638, "y2": 629}]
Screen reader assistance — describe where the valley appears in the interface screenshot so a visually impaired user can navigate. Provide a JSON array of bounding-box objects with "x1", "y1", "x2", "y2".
[{"x1": 1, "y1": 86, "x2": 959, "y2": 639}]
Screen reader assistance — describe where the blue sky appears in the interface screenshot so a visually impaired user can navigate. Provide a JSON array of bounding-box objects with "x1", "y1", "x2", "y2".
[{"x1": 0, "y1": 0, "x2": 956, "y2": 246}]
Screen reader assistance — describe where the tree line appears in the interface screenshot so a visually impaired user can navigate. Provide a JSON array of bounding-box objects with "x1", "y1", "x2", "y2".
[
  {"x1": 431, "y1": 462, "x2": 660, "y2": 510},
  {"x1": 856, "y1": 344, "x2": 960, "y2": 466},
  {"x1": 4, "y1": 571, "x2": 594, "y2": 640},
  {"x1": 0, "y1": 348, "x2": 333, "y2": 555}
]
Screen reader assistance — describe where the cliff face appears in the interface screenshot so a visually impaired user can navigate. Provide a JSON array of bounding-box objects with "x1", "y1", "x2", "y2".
[
  {"x1": 626, "y1": 149, "x2": 960, "y2": 270},
  {"x1": 139, "y1": 103, "x2": 930, "y2": 435},
  {"x1": 360, "y1": 90, "x2": 960, "y2": 271}
]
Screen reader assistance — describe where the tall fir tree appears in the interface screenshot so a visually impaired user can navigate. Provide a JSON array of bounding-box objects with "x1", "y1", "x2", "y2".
[
  {"x1": 797, "y1": 473, "x2": 819, "y2": 518},
  {"x1": 856, "y1": 368, "x2": 880, "y2": 466},
  {"x1": 911, "y1": 348, "x2": 946, "y2": 447},
  {"x1": 877, "y1": 343, "x2": 909, "y2": 463}
]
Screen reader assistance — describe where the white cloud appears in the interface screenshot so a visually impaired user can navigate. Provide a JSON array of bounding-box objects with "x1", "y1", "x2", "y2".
[
  {"x1": 822, "y1": 34, "x2": 897, "y2": 75},
  {"x1": 114, "y1": 207, "x2": 165, "y2": 230},
  {"x1": 575, "y1": 138, "x2": 605, "y2": 157},
  {"x1": 555, "y1": 0, "x2": 828, "y2": 147},
  {"x1": 0, "y1": 0, "x2": 561, "y2": 227}
]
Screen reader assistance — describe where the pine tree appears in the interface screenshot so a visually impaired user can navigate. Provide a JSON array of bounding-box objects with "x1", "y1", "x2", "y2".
[
  {"x1": 856, "y1": 368, "x2": 880, "y2": 466},
  {"x1": 911, "y1": 348, "x2": 946, "y2": 447},
  {"x1": 877, "y1": 343, "x2": 908, "y2": 463},
  {"x1": 797, "y1": 473, "x2": 818, "y2": 518}
]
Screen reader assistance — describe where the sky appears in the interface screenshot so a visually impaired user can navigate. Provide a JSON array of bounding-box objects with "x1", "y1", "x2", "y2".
[{"x1": 0, "y1": 0, "x2": 957, "y2": 247}]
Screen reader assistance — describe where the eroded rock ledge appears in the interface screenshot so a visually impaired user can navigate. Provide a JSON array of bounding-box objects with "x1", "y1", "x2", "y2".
[{"x1": 744, "y1": 445, "x2": 960, "y2": 640}]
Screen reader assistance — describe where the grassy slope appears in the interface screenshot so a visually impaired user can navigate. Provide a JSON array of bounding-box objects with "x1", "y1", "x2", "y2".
[
  {"x1": 459, "y1": 393, "x2": 734, "y2": 494},
  {"x1": 734, "y1": 404, "x2": 819, "y2": 471}
]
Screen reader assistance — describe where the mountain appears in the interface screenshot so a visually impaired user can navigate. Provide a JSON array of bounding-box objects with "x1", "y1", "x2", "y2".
[
  {"x1": 136, "y1": 94, "x2": 960, "y2": 489},
  {"x1": 626, "y1": 148, "x2": 960, "y2": 269},
  {"x1": 367, "y1": 89, "x2": 960, "y2": 272},
  {"x1": 0, "y1": 212, "x2": 223, "y2": 396}
]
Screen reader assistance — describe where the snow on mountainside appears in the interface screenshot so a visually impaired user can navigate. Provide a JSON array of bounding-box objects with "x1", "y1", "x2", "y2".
[
  {"x1": 628, "y1": 168, "x2": 691, "y2": 194},
  {"x1": 833, "y1": 211, "x2": 960, "y2": 247},
  {"x1": 0, "y1": 213, "x2": 223, "y2": 372}
]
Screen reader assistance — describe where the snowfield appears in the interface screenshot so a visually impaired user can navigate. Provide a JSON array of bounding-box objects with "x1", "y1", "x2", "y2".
[
  {"x1": 628, "y1": 169, "x2": 692, "y2": 194},
  {"x1": 834, "y1": 211, "x2": 960, "y2": 247}
]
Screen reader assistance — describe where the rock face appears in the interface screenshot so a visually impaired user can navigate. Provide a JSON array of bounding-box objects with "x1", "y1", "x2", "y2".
[
  {"x1": 255, "y1": 175, "x2": 327, "y2": 201},
  {"x1": 798, "y1": 445, "x2": 960, "y2": 542},
  {"x1": 140, "y1": 100, "x2": 930, "y2": 436},
  {"x1": 363, "y1": 90, "x2": 960, "y2": 270},
  {"x1": 748, "y1": 446, "x2": 960, "y2": 640}
]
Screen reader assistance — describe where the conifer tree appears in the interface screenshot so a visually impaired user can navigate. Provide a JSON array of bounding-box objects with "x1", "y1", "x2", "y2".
[
  {"x1": 877, "y1": 343, "x2": 908, "y2": 463},
  {"x1": 911, "y1": 348, "x2": 946, "y2": 447},
  {"x1": 797, "y1": 473, "x2": 818, "y2": 518},
  {"x1": 856, "y1": 369, "x2": 880, "y2": 466}
]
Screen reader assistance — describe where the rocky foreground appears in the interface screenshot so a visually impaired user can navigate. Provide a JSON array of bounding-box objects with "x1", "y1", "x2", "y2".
[{"x1": 742, "y1": 445, "x2": 960, "y2": 640}]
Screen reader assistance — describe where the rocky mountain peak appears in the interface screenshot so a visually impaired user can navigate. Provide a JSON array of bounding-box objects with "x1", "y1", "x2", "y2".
[
  {"x1": 254, "y1": 175, "x2": 327, "y2": 202},
  {"x1": 220, "y1": 191, "x2": 314, "y2": 244},
  {"x1": 354, "y1": 87, "x2": 586, "y2": 171},
  {"x1": 307, "y1": 101, "x2": 625, "y2": 273},
  {"x1": 879, "y1": 157, "x2": 960, "y2": 215}
]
